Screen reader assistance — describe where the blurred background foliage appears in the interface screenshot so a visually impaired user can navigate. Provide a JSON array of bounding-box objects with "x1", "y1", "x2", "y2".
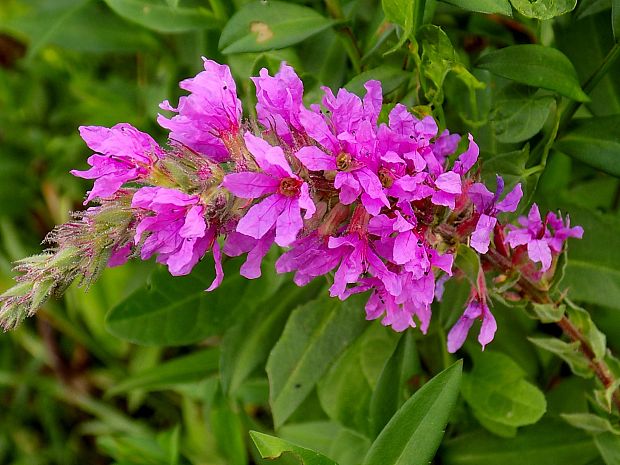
[{"x1": 1, "y1": 0, "x2": 620, "y2": 464}]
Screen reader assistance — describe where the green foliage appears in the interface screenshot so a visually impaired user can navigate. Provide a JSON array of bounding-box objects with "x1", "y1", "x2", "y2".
[{"x1": 2, "y1": 0, "x2": 620, "y2": 464}]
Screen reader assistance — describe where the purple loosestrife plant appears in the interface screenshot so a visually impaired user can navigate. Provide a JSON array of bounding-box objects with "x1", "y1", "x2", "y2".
[{"x1": 0, "y1": 58, "x2": 584, "y2": 354}]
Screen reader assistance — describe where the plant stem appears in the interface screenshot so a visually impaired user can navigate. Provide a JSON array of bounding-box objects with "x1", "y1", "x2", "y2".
[{"x1": 484, "y1": 248, "x2": 620, "y2": 413}]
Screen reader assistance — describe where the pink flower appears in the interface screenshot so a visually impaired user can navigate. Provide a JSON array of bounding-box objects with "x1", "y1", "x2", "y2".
[
  {"x1": 252, "y1": 63, "x2": 304, "y2": 142},
  {"x1": 222, "y1": 132, "x2": 316, "y2": 247},
  {"x1": 447, "y1": 298, "x2": 497, "y2": 353},
  {"x1": 132, "y1": 187, "x2": 222, "y2": 289},
  {"x1": 506, "y1": 204, "x2": 583, "y2": 271},
  {"x1": 72, "y1": 123, "x2": 162, "y2": 203},
  {"x1": 468, "y1": 176, "x2": 523, "y2": 254},
  {"x1": 158, "y1": 58, "x2": 242, "y2": 162}
]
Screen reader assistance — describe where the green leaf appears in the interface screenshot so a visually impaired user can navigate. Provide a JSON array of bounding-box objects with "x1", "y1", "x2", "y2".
[
  {"x1": 441, "y1": 418, "x2": 599, "y2": 465},
  {"x1": 220, "y1": 281, "x2": 322, "y2": 395},
  {"x1": 369, "y1": 332, "x2": 421, "y2": 437},
  {"x1": 477, "y1": 45, "x2": 589, "y2": 102},
  {"x1": 492, "y1": 85, "x2": 554, "y2": 143},
  {"x1": 555, "y1": 116, "x2": 620, "y2": 177},
  {"x1": 317, "y1": 324, "x2": 395, "y2": 434},
  {"x1": 106, "y1": 257, "x2": 282, "y2": 346},
  {"x1": 561, "y1": 413, "x2": 620, "y2": 435},
  {"x1": 279, "y1": 422, "x2": 371, "y2": 465},
  {"x1": 218, "y1": 1, "x2": 336, "y2": 54},
  {"x1": 267, "y1": 294, "x2": 368, "y2": 428},
  {"x1": 381, "y1": 0, "x2": 416, "y2": 52},
  {"x1": 595, "y1": 432, "x2": 620, "y2": 465},
  {"x1": 107, "y1": 349, "x2": 219, "y2": 396},
  {"x1": 442, "y1": 0, "x2": 513, "y2": 15},
  {"x1": 565, "y1": 301, "x2": 607, "y2": 360},
  {"x1": 361, "y1": 361, "x2": 463, "y2": 465},
  {"x1": 103, "y1": 0, "x2": 220, "y2": 33},
  {"x1": 481, "y1": 146, "x2": 537, "y2": 205},
  {"x1": 461, "y1": 352, "x2": 547, "y2": 429},
  {"x1": 344, "y1": 65, "x2": 410, "y2": 96},
  {"x1": 211, "y1": 388, "x2": 248, "y2": 465},
  {"x1": 455, "y1": 244, "x2": 481, "y2": 286},
  {"x1": 614, "y1": 0, "x2": 620, "y2": 41},
  {"x1": 528, "y1": 337, "x2": 593, "y2": 378},
  {"x1": 250, "y1": 431, "x2": 339, "y2": 465},
  {"x1": 509, "y1": 0, "x2": 577, "y2": 19},
  {"x1": 529, "y1": 302, "x2": 565, "y2": 323},
  {"x1": 418, "y1": 25, "x2": 485, "y2": 106}
]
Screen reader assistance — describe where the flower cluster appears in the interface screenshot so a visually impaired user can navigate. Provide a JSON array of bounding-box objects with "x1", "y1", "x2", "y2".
[{"x1": 0, "y1": 58, "x2": 583, "y2": 352}]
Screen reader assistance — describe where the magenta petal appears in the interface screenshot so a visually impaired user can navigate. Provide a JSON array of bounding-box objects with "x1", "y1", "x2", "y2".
[
  {"x1": 335, "y1": 172, "x2": 362, "y2": 205},
  {"x1": 206, "y1": 241, "x2": 224, "y2": 291},
  {"x1": 470, "y1": 214, "x2": 497, "y2": 254},
  {"x1": 237, "y1": 194, "x2": 286, "y2": 239},
  {"x1": 299, "y1": 182, "x2": 316, "y2": 219},
  {"x1": 528, "y1": 239, "x2": 552, "y2": 271},
  {"x1": 468, "y1": 183, "x2": 494, "y2": 212},
  {"x1": 179, "y1": 205, "x2": 207, "y2": 237},
  {"x1": 393, "y1": 231, "x2": 417, "y2": 265},
  {"x1": 295, "y1": 146, "x2": 337, "y2": 171},
  {"x1": 275, "y1": 198, "x2": 303, "y2": 246},
  {"x1": 240, "y1": 231, "x2": 275, "y2": 279},
  {"x1": 363, "y1": 80, "x2": 383, "y2": 125},
  {"x1": 243, "y1": 132, "x2": 292, "y2": 177},
  {"x1": 222, "y1": 172, "x2": 279, "y2": 198},
  {"x1": 496, "y1": 183, "x2": 523, "y2": 213},
  {"x1": 453, "y1": 133, "x2": 479, "y2": 175},
  {"x1": 435, "y1": 171, "x2": 462, "y2": 194},
  {"x1": 478, "y1": 306, "x2": 497, "y2": 350},
  {"x1": 447, "y1": 315, "x2": 476, "y2": 353}
]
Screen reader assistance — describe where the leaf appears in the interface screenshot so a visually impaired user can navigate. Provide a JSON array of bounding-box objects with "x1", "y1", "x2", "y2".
[
  {"x1": 279, "y1": 422, "x2": 371, "y2": 465},
  {"x1": 418, "y1": 25, "x2": 485, "y2": 106},
  {"x1": 106, "y1": 257, "x2": 282, "y2": 346},
  {"x1": 369, "y1": 332, "x2": 421, "y2": 437},
  {"x1": 561, "y1": 413, "x2": 620, "y2": 435},
  {"x1": 614, "y1": 0, "x2": 620, "y2": 40},
  {"x1": 509, "y1": 0, "x2": 577, "y2": 19},
  {"x1": 220, "y1": 281, "x2": 322, "y2": 395},
  {"x1": 477, "y1": 45, "x2": 589, "y2": 102},
  {"x1": 211, "y1": 388, "x2": 248, "y2": 465},
  {"x1": 492, "y1": 85, "x2": 554, "y2": 143},
  {"x1": 103, "y1": 0, "x2": 221, "y2": 33},
  {"x1": 441, "y1": 418, "x2": 599, "y2": 465},
  {"x1": 107, "y1": 349, "x2": 219, "y2": 396},
  {"x1": 381, "y1": 0, "x2": 417, "y2": 52},
  {"x1": 361, "y1": 361, "x2": 463, "y2": 465},
  {"x1": 218, "y1": 1, "x2": 336, "y2": 54},
  {"x1": 442, "y1": 0, "x2": 513, "y2": 15},
  {"x1": 461, "y1": 352, "x2": 546, "y2": 429},
  {"x1": 555, "y1": 116, "x2": 620, "y2": 178},
  {"x1": 317, "y1": 324, "x2": 395, "y2": 434},
  {"x1": 595, "y1": 432, "x2": 620, "y2": 465},
  {"x1": 345, "y1": 65, "x2": 410, "y2": 96},
  {"x1": 528, "y1": 337, "x2": 593, "y2": 378},
  {"x1": 565, "y1": 301, "x2": 607, "y2": 360},
  {"x1": 481, "y1": 146, "x2": 537, "y2": 205},
  {"x1": 455, "y1": 244, "x2": 481, "y2": 286},
  {"x1": 250, "y1": 431, "x2": 339, "y2": 465},
  {"x1": 529, "y1": 302, "x2": 565, "y2": 323},
  {"x1": 267, "y1": 294, "x2": 368, "y2": 428}
]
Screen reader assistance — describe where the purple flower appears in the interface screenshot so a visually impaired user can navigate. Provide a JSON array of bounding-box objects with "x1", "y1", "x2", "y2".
[
  {"x1": 132, "y1": 187, "x2": 222, "y2": 289},
  {"x1": 505, "y1": 204, "x2": 583, "y2": 271},
  {"x1": 447, "y1": 298, "x2": 497, "y2": 353},
  {"x1": 252, "y1": 63, "x2": 304, "y2": 142},
  {"x1": 72, "y1": 123, "x2": 162, "y2": 203},
  {"x1": 468, "y1": 177, "x2": 523, "y2": 254},
  {"x1": 224, "y1": 230, "x2": 275, "y2": 279},
  {"x1": 222, "y1": 132, "x2": 316, "y2": 246},
  {"x1": 158, "y1": 58, "x2": 242, "y2": 162}
]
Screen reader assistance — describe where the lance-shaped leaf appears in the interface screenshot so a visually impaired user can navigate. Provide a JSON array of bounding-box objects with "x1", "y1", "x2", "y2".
[
  {"x1": 250, "y1": 431, "x2": 339, "y2": 465},
  {"x1": 361, "y1": 361, "x2": 463, "y2": 465}
]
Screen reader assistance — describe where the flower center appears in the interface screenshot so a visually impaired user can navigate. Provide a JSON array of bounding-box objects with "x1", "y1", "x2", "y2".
[
  {"x1": 279, "y1": 177, "x2": 302, "y2": 197},
  {"x1": 378, "y1": 168, "x2": 394, "y2": 188},
  {"x1": 336, "y1": 152, "x2": 352, "y2": 171}
]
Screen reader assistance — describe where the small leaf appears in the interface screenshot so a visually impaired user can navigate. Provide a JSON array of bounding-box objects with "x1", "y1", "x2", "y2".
[
  {"x1": 477, "y1": 45, "x2": 589, "y2": 102},
  {"x1": 455, "y1": 244, "x2": 481, "y2": 286},
  {"x1": 461, "y1": 352, "x2": 546, "y2": 429},
  {"x1": 250, "y1": 431, "x2": 339, "y2": 465},
  {"x1": 565, "y1": 300, "x2": 607, "y2": 360},
  {"x1": 595, "y1": 432, "x2": 620, "y2": 465},
  {"x1": 219, "y1": 1, "x2": 336, "y2": 54},
  {"x1": 529, "y1": 302, "x2": 565, "y2": 323},
  {"x1": 561, "y1": 413, "x2": 620, "y2": 435},
  {"x1": 103, "y1": 0, "x2": 220, "y2": 33},
  {"x1": 267, "y1": 294, "x2": 368, "y2": 428},
  {"x1": 442, "y1": 0, "x2": 513, "y2": 15},
  {"x1": 493, "y1": 85, "x2": 554, "y2": 143},
  {"x1": 509, "y1": 0, "x2": 577, "y2": 19},
  {"x1": 555, "y1": 116, "x2": 620, "y2": 178},
  {"x1": 362, "y1": 361, "x2": 463, "y2": 465},
  {"x1": 528, "y1": 337, "x2": 593, "y2": 378},
  {"x1": 107, "y1": 349, "x2": 219, "y2": 396}
]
